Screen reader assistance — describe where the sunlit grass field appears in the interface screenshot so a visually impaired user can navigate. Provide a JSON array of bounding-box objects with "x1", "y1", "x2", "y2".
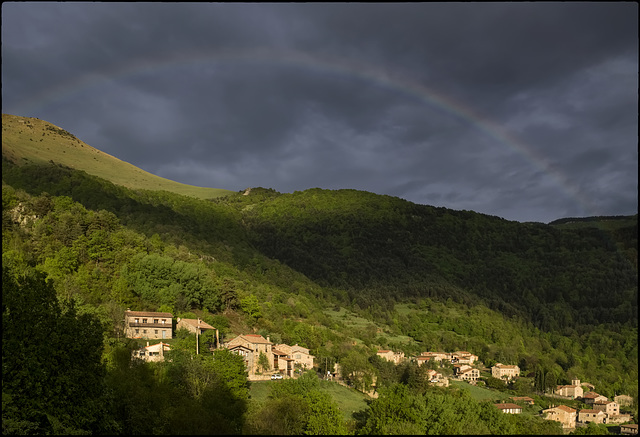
[{"x1": 249, "y1": 379, "x2": 369, "y2": 421}]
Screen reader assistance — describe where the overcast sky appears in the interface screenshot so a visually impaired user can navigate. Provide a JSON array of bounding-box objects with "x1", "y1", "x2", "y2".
[{"x1": 2, "y1": 2, "x2": 637, "y2": 223}]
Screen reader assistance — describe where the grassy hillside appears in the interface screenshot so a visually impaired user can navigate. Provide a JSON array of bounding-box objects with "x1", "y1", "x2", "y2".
[{"x1": 1, "y1": 113, "x2": 234, "y2": 199}]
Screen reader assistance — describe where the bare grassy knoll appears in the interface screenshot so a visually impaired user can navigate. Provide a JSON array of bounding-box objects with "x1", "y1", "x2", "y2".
[{"x1": 2, "y1": 113, "x2": 234, "y2": 200}]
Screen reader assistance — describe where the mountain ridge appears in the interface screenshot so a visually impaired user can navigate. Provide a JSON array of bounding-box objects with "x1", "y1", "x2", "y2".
[{"x1": 2, "y1": 113, "x2": 234, "y2": 200}]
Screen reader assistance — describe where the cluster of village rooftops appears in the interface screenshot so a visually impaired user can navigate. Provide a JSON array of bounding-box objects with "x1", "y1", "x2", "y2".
[
  {"x1": 124, "y1": 311, "x2": 637, "y2": 433},
  {"x1": 124, "y1": 310, "x2": 314, "y2": 378},
  {"x1": 376, "y1": 350, "x2": 636, "y2": 431}
]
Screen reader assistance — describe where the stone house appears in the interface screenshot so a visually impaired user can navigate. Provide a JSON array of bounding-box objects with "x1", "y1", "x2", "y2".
[
  {"x1": 451, "y1": 351, "x2": 479, "y2": 364},
  {"x1": 459, "y1": 368, "x2": 480, "y2": 382},
  {"x1": 453, "y1": 364, "x2": 479, "y2": 381},
  {"x1": 415, "y1": 356, "x2": 431, "y2": 366},
  {"x1": 491, "y1": 363, "x2": 520, "y2": 381},
  {"x1": 228, "y1": 344, "x2": 254, "y2": 374},
  {"x1": 426, "y1": 369, "x2": 449, "y2": 387},
  {"x1": 453, "y1": 364, "x2": 471, "y2": 375},
  {"x1": 494, "y1": 403, "x2": 523, "y2": 414},
  {"x1": 593, "y1": 400, "x2": 619, "y2": 417},
  {"x1": 620, "y1": 424, "x2": 638, "y2": 435},
  {"x1": 555, "y1": 379, "x2": 584, "y2": 399},
  {"x1": 582, "y1": 392, "x2": 608, "y2": 404},
  {"x1": 225, "y1": 334, "x2": 273, "y2": 374},
  {"x1": 124, "y1": 310, "x2": 173, "y2": 340},
  {"x1": 376, "y1": 349, "x2": 405, "y2": 364},
  {"x1": 132, "y1": 341, "x2": 171, "y2": 362},
  {"x1": 176, "y1": 317, "x2": 218, "y2": 349},
  {"x1": 272, "y1": 347, "x2": 295, "y2": 377},
  {"x1": 542, "y1": 405, "x2": 577, "y2": 429},
  {"x1": 420, "y1": 351, "x2": 449, "y2": 361},
  {"x1": 176, "y1": 317, "x2": 216, "y2": 335},
  {"x1": 577, "y1": 409, "x2": 607, "y2": 424},
  {"x1": 276, "y1": 343, "x2": 315, "y2": 370},
  {"x1": 605, "y1": 413, "x2": 633, "y2": 424}
]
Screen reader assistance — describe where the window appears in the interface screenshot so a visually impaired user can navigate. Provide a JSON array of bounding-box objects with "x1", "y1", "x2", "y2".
[
  {"x1": 143, "y1": 329, "x2": 147, "y2": 334},
  {"x1": 142, "y1": 318, "x2": 147, "y2": 323},
  {"x1": 154, "y1": 319, "x2": 159, "y2": 324},
  {"x1": 155, "y1": 330, "x2": 158, "y2": 335},
  {"x1": 162, "y1": 319, "x2": 166, "y2": 324},
  {"x1": 135, "y1": 329, "x2": 139, "y2": 334},
  {"x1": 135, "y1": 318, "x2": 139, "y2": 323}
]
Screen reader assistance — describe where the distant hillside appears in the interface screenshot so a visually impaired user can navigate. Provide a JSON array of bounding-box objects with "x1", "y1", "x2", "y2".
[
  {"x1": 1, "y1": 113, "x2": 234, "y2": 200},
  {"x1": 549, "y1": 215, "x2": 638, "y2": 230}
]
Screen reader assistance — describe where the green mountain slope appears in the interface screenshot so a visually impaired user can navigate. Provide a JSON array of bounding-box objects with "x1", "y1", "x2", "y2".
[
  {"x1": 2, "y1": 113, "x2": 234, "y2": 199},
  {"x1": 2, "y1": 115, "x2": 637, "y2": 434}
]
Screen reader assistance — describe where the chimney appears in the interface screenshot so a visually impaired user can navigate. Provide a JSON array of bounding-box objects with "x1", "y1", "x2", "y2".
[{"x1": 146, "y1": 341, "x2": 149, "y2": 347}]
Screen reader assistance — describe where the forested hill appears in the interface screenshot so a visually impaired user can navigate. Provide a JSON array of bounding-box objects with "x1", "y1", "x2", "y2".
[
  {"x1": 2, "y1": 112, "x2": 638, "y2": 333},
  {"x1": 3, "y1": 153, "x2": 637, "y2": 334},
  {"x1": 217, "y1": 188, "x2": 637, "y2": 331}
]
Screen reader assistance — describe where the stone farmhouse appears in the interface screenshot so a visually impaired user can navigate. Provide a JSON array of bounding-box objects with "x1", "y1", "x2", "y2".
[
  {"x1": 582, "y1": 391, "x2": 608, "y2": 404},
  {"x1": 420, "y1": 351, "x2": 449, "y2": 362},
  {"x1": 176, "y1": 317, "x2": 219, "y2": 350},
  {"x1": 426, "y1": 369, "x2": 449, "y2": 387},
  {"x1": 176, "y1": 317, "x2": 216, "y2": 336},
  {"x1": 376, "y1": 349, "x2": 405, "y2": 364},
  {"x1": 124, "y1": 310, "x2": 173, "y2": 340},
  {"x1": 272, "y1": 346, "x2": 295, "y2": 377},
  {"x1": 554, "y1": 379, "x2": 584, "y2": 399},
  {"x1": 223, "y1": 334, "x2": 315, "y2": 378},
  {"x1": 453, "y1": 364, "x2": 480, "y2": 382},
  {"x1": 225, "y1": 334, "x2": 274, "y2": 374},
  {"x1": 593, "y1": 400, "x2": 619, "y2": 416},
  {"x1": 491, "y1": 363, "x2": 520, "y2": 381},
  {"x1": 132, "y1": 341, "x2": 171, "y2": 363},
  {"x1": 451, "y1": 351, "x2": 479, "y2": 365},
  {"x1": 620, "y1": 424, "x2": 638, "y2": 435},
  {"x1": 415, "y1": 356, "x2": 431, "y2": 366},
  {"x1": 494, "y1": 403, "x2": 523, "y2": 414},
  {"x1": 275, "y1": 343, "x2": 315, "y2": 370},
  {"x1": 578, "y1": 409, "x2": 607, "y2": 425},
  {"x1": 542, "y1": 405, "x2": 577, "y2": 430}
]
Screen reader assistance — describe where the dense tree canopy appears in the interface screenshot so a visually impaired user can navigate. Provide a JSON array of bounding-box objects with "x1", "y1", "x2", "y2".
[{"x1": 2, "y1": 159, "x2": 637, "y2": 434}]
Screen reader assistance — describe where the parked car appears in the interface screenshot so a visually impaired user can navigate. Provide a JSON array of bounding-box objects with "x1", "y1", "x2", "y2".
[{"x1": 271, "y1": 373, "x2": 283, "y2": 380}]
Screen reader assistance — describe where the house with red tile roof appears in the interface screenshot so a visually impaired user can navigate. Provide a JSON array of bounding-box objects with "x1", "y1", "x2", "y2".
[
  {"x1": 510, "y1": 396, "x2": 535, "y2": 405},
  {"x1": 620, "y1": 424, "x2": 638, "y2": 435},
  {"x1": 582, "y1": 391, "x2": 608, "y2": 404},
  {"x1": 555, "y1": 379, "x2": 584, "y2": 399},
  {"x1": 593, "y1": 400, "x2": 619, "y2": 416},
  {"x1": 578, "y1": 409, "x2": 607, "y2": 424},
  {"x1": 376, "y1": 349, "x2": 405, "y2": 364},
  {"x1": 491, "y1": 363, "x2": 520, "y2": 381},
  {"x1": 225, "y1": 334, "x2": 273, "y2": 374},
  {"x1": 494, "y1": 403, "x2": 523, "y2": 414},
  {"x1": 542, "y1": 405, "x2": 577, "y2": 429},
  {"x1": 124, "y1": 310, "x2": 173, "y2": 339}
]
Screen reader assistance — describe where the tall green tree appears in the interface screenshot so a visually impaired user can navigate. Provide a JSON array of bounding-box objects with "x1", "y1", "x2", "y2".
[{"x1": 2, "y1": 267, "x2": 115, "y2": 435}]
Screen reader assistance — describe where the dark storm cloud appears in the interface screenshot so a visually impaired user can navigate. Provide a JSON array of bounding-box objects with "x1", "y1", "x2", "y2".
[{"x1": 2, "y1": 2, "x2": 637, "y2": 223}]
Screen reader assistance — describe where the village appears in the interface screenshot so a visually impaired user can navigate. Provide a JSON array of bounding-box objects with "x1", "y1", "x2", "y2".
[{"x1": 124, "y1": 310, "x2": 638, "y2": 435}]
